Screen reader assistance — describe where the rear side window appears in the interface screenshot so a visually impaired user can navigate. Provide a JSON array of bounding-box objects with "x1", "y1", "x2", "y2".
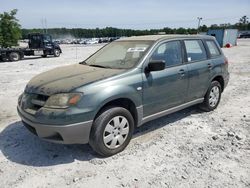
[
  {"x1": 151, "y1": 41, "x2": 182, "y2": 67},
  {"x1": 205, "y1": 40, "x2": 221, "y2": 57},
  {"x1": 184, "y1": 40, "x2": 207, "y2": 62}
]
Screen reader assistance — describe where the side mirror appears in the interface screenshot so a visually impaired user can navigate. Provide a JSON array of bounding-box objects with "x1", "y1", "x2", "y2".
[{"x1": 146, "y1": 60, "x2": 165, "y2": 72}]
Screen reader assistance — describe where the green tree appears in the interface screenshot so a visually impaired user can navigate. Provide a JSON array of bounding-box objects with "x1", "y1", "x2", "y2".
[
  {"x1": 0, "y1": 9, "x2": 21, "y2": 48},
  {"x1": 239, "y1": 15, "x2": 249, "y2": 24},
  {"x1": 176, "y1": 27, "x2": 186, "y2": 34},
  {"x1": 238, "y1": 15, "x2": 249, "y2": 30},
  {"x1": 200, "y1": 25, "x2": 208, "y2": 32}
]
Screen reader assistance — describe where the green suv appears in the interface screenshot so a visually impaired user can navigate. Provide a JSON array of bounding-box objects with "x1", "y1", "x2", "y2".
[{"x1": 18, "y1": 35, "x2": 229, "y2": 156}]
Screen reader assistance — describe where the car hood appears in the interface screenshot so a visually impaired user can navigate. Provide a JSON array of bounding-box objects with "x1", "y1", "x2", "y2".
[{"x1": 25, "y1": 64, "x2": 125, "y2": 95}]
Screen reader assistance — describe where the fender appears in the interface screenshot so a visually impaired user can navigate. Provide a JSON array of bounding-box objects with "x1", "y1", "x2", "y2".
[{"x1": 92, "y1": 84, "x2": 142, "y2": 116}]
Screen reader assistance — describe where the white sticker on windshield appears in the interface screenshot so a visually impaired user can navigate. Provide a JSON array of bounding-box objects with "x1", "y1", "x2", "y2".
[{"x1": 127, "y1": 47, "x2": 147, "y2": 52}]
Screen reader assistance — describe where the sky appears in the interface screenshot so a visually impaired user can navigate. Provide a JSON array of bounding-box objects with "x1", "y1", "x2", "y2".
[{"x1": 0, "y1": 0, "x2": 250, "y2": 29}]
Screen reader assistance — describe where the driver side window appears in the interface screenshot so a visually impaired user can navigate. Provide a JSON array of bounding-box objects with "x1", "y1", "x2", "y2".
[
  {"x1": 43, "y1": 35, "x2": 52, "y2": 43},
  {"x1": 151, "y1": 41, "x2": 183, "y2": 67}
]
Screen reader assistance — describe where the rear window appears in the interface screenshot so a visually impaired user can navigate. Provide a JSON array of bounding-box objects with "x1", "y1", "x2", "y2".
[
  {"x1": 184, "y1": 40, "x2": 207, "y2": 62},
  {"x1": 205, "y1": 40, "x2": 221, "y2": 57}
]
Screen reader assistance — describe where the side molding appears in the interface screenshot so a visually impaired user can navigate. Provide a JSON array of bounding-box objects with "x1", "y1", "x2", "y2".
[{"x1": 137, "y1": 98, "x2": 204, "y2": 126}]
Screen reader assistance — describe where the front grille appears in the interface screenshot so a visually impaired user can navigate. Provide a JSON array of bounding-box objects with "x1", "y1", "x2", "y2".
[{"x1": 21, "y1": 93, "x2": 49, "y2": 114}]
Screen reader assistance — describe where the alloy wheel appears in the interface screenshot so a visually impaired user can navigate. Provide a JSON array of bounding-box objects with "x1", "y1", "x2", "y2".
[{"x1": 209, "y1": 86, "x2": 220, "y2": 107}]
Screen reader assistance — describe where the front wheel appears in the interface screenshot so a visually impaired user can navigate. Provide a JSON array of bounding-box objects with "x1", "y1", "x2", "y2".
[
  {"x1": 200, "y1": 81, "x2": 222, "y2": 112},
  {"x1": 53, "y1": 49, "x2": 60, "y2": 57},
  {"x1": 89, "y1": 107, "x2": 134, "y2": 157}
]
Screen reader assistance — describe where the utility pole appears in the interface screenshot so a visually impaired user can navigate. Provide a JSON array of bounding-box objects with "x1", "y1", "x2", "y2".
[
  {"x1": 75, "y1": 24, "x2": 78, "y2": 61},
  {"x1": 41, "y1": 18, "x2": 47, "y2": 34},
  {"x1": 41, "y1": 19, "x2": 45, "y2": 34},
  {"x1": 197, "y1": 17, "x2": 202, "y2": 34},
  {"x1": 44, "y1": 18, "x2": 47, "y2": 34}
]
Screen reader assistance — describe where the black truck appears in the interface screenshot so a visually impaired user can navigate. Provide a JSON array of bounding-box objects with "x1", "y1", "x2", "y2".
[{"x1": 0, "y1": 33, "x2": 62, "y2": 62}]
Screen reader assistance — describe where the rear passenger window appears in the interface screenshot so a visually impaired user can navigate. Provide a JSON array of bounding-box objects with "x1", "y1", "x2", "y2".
[
  {"x1": 184, "y1": 40, "x2": 207, "y2": 62},
  {"x1": 151, "y1": 41, "x2": 182, "y2": 67},
  {"x1": 206, "y1": 40, "x2": 221, "y2": 57}
]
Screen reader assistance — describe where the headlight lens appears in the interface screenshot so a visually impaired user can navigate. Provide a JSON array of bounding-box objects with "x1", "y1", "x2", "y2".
[{"x1": 44, "y1": 93, "x2": 83, "y2": 108}]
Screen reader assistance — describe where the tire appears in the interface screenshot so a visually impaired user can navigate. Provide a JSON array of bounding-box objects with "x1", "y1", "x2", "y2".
[
  {"x1": 200, "y1": 81, "x2": 222, "y2": 112},
  {"x1": 53, "y1": 49, "x2": 60, "y2": 57},
  {"x1": 41, "y1": 55, "x2": 47, "y2": 58},
  {"x1": 89, "y1": 107, "x2": 134, "y2": 157},
  {"x1": 9, "y1": 52, "x2": 20, "y2": 62},
  {"x1": 0, "y1": 56, "x2": 7, "y2": 62}
]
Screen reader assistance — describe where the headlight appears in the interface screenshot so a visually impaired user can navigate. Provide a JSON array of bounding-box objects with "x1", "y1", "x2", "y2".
[{"x1": 44, "y1": 93, "x2": 83, "y2": 108}]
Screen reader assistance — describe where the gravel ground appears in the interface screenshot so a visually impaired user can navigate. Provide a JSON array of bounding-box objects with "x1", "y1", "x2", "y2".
[{"x1": 0, "y1": 40, "x2": 249, "y2": 188}]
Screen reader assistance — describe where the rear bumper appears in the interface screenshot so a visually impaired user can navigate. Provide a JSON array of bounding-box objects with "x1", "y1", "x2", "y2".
[{"x1": 18, "y1": 108, "x2": 93, "y2": 144}]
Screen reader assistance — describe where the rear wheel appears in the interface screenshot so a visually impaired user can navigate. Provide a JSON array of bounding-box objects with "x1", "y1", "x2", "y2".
[
  {"x1": 89, "y1": 107, "x2": 134, "y2": 156},
  {"x1": 0, "y1": 56, "x2": 8, "y2": 62},
  {"x1": 53, "y1": 49, "x2": 60, "y2": 57},
  {"x1": 9, "y1": 52, "x2": 20, "y2": 62},
  {"x1": 200, "y1": 81, "x2": 221, "y2": 112}
]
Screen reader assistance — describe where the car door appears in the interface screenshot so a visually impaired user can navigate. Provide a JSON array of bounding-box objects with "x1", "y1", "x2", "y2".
[
  {"x1": 142, "y1": 40, "x2": 189, "y2": 117},
  {"x1": 183, "y1": 39, "x2": 211, "y2": 101}
]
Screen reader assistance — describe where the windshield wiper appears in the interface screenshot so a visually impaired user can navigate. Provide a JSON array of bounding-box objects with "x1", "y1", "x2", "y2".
[
  {"x1": 80, "y1": 62, "x2": 112, "y2": 69},
  {"x1": 79, "y1": 61, "x2": 87, "y2": 65},
  {"x1": 89, "y1": 64, "x2": 109, "y2": 69}
]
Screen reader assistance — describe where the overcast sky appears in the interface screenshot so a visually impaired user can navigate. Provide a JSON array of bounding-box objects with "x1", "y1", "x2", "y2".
[{"x1": 1, "y1": 0, "x2": 249, "y2": 29}]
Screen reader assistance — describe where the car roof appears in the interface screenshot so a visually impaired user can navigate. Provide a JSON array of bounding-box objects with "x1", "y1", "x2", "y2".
[{"x1": 117, "y1": 34, "x2": 215, "y2": 42}]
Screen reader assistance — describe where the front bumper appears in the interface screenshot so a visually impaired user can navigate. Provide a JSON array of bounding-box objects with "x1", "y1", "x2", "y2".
[{"x1": 18, "y1": 107, "x2": 93, "y2": 144}]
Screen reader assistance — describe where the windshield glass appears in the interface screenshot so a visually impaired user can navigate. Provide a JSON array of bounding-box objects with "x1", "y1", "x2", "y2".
[{"x1": 85, "y1": 41, "x2": 153, "y2": 69}]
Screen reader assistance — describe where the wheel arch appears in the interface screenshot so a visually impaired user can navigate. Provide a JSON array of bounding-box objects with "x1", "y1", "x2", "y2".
[
  {"x1": 211, "y1": 75, "x2": 225, "y2": 92},
  {"x1": 53, "y1": 44, "x2": 62, "y2": 53},
  {"x1": 94, "y1": 98, "x2": 139, "y2": 127}
]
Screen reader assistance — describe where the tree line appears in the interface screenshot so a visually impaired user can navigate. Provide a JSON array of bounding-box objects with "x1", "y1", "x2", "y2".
[
  {"x1": 21, "y1": 27, "x2": 199, "y2": 39},
  {"x1": 21, "y1": 18, "x2": 250, "y2": 39}
]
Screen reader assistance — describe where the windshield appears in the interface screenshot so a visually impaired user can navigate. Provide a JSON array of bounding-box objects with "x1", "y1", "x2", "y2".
[{"x1": 85, "y1": 41, "x2": 153, "y2": 69}]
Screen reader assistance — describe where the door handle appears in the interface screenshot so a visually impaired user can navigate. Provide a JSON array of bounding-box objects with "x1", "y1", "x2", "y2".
[
  {"x1": 208, "y1": 63, "x2": 212, "y2": 70},
  {"x1": 178, "y1": 69, "x2": 185, "y2": 77}
]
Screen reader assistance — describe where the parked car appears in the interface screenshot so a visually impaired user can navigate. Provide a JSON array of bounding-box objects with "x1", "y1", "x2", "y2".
[
  {"x1": 98, "y1": 38, "x2": 109, "y2": 43},
  {"x1": 239, "y1": 33, "x2": 250, "y2": 38},
  {"x1": 86, "y1": 39, "x2": 99, "y2": 45},
  {"x1": 17, "y1": 35, "x2": 229, "y2": 156}
]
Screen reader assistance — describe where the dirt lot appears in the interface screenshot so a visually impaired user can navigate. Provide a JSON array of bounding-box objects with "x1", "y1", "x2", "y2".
[{"x1": 0, "y1": 40, "x2": 249, "y2": 188}]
